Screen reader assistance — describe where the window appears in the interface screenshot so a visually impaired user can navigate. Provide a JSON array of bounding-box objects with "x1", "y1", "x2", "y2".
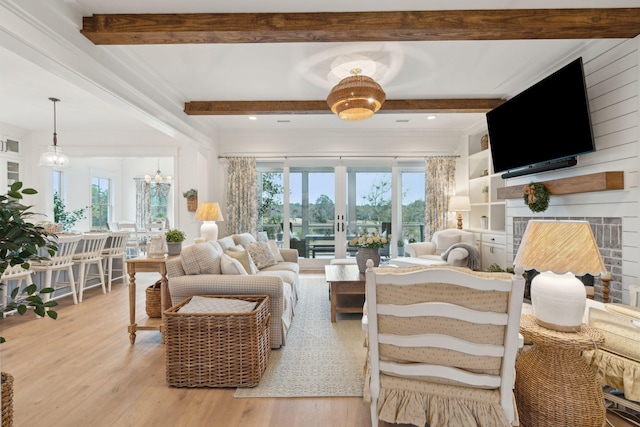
[
  {"x1": 91, "y1": 177, "x2": 111, "y2": 230},
  {"x1": 53, "y1": 170, "x2": 64, "y2": 198}
]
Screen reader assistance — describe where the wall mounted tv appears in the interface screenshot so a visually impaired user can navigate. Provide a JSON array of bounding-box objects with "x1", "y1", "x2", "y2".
[{"x1": 486, "y1": 57, "x2": 595, "y2": 179}]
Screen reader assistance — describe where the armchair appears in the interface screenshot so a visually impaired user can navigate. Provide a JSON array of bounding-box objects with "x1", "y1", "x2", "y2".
[
  {"x1": 405, "y1": 228, "x2": 479, "y2": 269},
  {"x1": 583, "y1": 303, "x2": 640, "y2": 412}
]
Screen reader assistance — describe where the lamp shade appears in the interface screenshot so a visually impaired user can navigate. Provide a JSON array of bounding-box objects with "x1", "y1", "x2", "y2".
[
  {"x1": 514, "y1": 220, "x2": 605, "y2": 332},
  {"x1": 326, "y1": 73, "x2": 386, "y2": 121},
  {"x1": 194, "y1": 202, "x2": 224, "y2": 222},
  {"x1": 514, "y1": 220, "x2": 605, "y2": 276},
  {"x1": 449, "y1": 195, "x2": 471, "y2": 212}
]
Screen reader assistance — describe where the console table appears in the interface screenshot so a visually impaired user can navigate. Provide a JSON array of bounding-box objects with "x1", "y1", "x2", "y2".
[{"x1": 125, "y1": 255, "x2": 174, "y2": 344}]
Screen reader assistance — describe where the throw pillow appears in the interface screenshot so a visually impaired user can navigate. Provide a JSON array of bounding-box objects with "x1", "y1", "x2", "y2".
[
  {"x1": 216, "y1": 236, "x2": 236, "y2": 251},
  {"x1": 224, "y1": 249, "x2": 254, "y2": 275},
  {"x1": 179, "y1": 296, "x2": 256, "y2": 313},
  {"x1": 233, "y1": 232, "x2": 257, "y2": 246},
  {"x1": 180, "y1": 242, "x2": 222, "y2": 275},
  {"x1": 267, "y1": 240, "x2": 285, "y2": 262},
  {"x1": 245, "y1": 241, "x2": 278, "y2": 270},
  {"x1": 220, "y1": 253, "x2": 248, "y2": 275},
  {"x1": 436, "y1": 234, "x2": 462, "y2": 252}
]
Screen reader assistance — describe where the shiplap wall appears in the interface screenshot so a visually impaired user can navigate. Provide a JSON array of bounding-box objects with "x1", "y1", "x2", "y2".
[{"x1": 504, "y1": 37, "x2": 640, "y2": 304}]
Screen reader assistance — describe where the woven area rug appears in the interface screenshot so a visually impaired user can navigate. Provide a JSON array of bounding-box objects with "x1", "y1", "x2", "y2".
[{"x1": 234, "y1": 275, "x2": 367, "y2": 398}]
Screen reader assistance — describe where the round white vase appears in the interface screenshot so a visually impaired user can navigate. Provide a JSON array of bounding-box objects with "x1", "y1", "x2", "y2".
[{"x1": 530, "y1": 271, "x2": 586, "y2": 332}]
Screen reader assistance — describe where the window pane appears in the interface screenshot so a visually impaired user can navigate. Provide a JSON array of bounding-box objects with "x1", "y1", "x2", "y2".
[
  {"x1": 91, "y1": 177, "x2": 111, "y2": 230},
  {"x1": 401, "y1": 171, "x2": 425, "y2": 243},
  {"x1": 258, "y1": 171, "x2": 284, "y2": 239}
]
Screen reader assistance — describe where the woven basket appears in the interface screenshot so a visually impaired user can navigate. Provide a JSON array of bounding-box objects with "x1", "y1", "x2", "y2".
[
  {"x1": 186, "y1": 197, "x2": 197, "y2": 212},
  {"x1": 145, "y1": 280, "x2": 171, "y2": 318},
  {"x1": 2, "y1": 372, "x2": 14, "y2": 427},
  {"x1": 164, "y1": 295, "x2": 271, "y2": 388}
]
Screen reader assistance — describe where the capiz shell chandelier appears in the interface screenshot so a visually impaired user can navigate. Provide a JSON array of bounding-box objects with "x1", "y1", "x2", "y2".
[{"x1": 326, "y1": 68, "x2": 386, "y2": 121}]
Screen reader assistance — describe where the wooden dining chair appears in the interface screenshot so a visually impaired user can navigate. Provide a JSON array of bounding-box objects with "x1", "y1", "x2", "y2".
[
  {"x1": 364, "y1": 263, "x2": 525, "y2": 427},
  {"x1": 74, "y1": 232, "x2": 109, "y2": 302},
  {"x1": 31, "y1": 234, "x2": 83, "y2": 305},
  {"x1": 101, "y1": 231, "x2": 130, "y2": 291}
]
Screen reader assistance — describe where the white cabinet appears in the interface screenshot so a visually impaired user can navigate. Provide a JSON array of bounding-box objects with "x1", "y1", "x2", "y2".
[
  {"x1": 467, "y1": 130, "x2": 505, "y2": 232},
  {"x1": 0, "y1": 136, "x2": 22, "y2": 190},
  {"x1": 480, "y1": 232, "x2": 507, "y2": 270}
]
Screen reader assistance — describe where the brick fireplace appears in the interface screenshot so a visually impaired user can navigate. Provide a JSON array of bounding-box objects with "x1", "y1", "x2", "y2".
[{"x1": 512, "y1": 216, "x2": 623, "y2": 303}]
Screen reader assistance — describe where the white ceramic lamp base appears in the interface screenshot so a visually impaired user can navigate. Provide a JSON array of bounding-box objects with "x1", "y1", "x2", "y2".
[
  {"x1": 531, "y1": 271, "x2": 586, "y2": 332},
  {"x1": 200, "y1": 221, "x2": 219, "y2": 241}
]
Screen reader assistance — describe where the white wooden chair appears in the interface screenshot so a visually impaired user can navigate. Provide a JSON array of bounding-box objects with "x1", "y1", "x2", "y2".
[
  {"x1": 101, "y1": 231, "x2": 130, "y2": 291},
  {"x1": 364, "y1": 262, "x2": 525, "y2": 427},
  {"x1": 74, "y1": 232, "x2": 109, "y2": 302},
  {"x1": 1, "y1": 264, "x2": 34, "y2": 317},
  {"x1": 118, "y1": 221, "x2": 143, "y2": 258},
  {"x1": 31, "y1": 234, "x2": 83, "y2": 305}
]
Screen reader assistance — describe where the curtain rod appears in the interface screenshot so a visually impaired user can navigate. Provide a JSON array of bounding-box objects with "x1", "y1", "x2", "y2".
[{"x1": 218, "y1": 154, "x2": 460, "y2": 160}]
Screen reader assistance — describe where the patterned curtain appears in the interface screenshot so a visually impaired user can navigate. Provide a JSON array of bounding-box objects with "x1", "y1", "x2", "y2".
[
  {"x1": 226, "y1": 157, "x2": 258, "y2": 235},
  {"x1": 424, "y1": 156, "x2": 457, "y2": 240},
  {"x1": 134, "y1": 178, "x2": 151, "y2": 230}
]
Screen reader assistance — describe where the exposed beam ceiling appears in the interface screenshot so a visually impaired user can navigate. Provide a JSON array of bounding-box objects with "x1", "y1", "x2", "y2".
[
  {"x1": 81, "y1": 8, "x2": 640, "y2": 116},
  {"x1": 184, "y1": 99, "x2": 505, "y2": 115},
  {"x1": 81, "y1": 9, "x2": 640, "y2": 45}
]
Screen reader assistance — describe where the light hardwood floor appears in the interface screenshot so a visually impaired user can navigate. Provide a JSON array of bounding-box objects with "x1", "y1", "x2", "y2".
[
  {"x1": 0, "y1": 272, "x2": 631, "y2": 427},
  {"x1": 0, "y1": 272, "x2": 410, "y2": 427}
]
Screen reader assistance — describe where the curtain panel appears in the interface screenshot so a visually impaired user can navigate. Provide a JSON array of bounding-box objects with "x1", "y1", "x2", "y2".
[
  {"x1": 424, "y1": 156, "x2": 457, "y2": 240},
  {"x1": 226, "y1": 156, "x2": 258, "y2": 236}
]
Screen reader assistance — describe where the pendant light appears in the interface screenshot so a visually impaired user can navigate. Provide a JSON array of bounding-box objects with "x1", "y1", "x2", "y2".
[{"x1": 38, "y1": 97, "x2": 70, "y2": 168}]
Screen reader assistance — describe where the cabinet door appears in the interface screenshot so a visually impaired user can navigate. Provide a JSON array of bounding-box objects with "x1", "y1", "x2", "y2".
[
  {"x1": 482, "y1": 243, "x2": 506, "y2": 270},
  {"x1": 0, "y1": 158, "x2": 20, "y2": 190}
]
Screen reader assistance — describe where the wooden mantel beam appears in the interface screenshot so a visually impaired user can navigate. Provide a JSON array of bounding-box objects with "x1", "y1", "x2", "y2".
[
  {"x1": 497, "y1": 172, "x2": 624, "y2": 199},
  {"x1": 184, "y1": 98, "x2": 504, "y2": 115},
  {"x1": 81, "y1": 9, "x2": 640, "y2": 45}
]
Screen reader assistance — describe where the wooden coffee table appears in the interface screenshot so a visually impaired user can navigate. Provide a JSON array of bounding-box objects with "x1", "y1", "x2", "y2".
[{"x1": 324, "y1": 264, "x2": 365, "y2": 322}]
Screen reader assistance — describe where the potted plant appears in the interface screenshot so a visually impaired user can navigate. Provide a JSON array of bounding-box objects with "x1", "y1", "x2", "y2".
[
  {"x1": 397, "y1": 238, "x2": 405, "y2": 257},
  {"x1": 165, "y1": 229, "x2": 186, "y2": 256},
  {"x1": 349, "y1": 230, "x2": 388, "y2": 273},
  {"x1": 1, "y1": 182, "x2": 59, "y2": 423},
  {"x1": 182, "y1": 189, "x2": 198, "y2": 212}
]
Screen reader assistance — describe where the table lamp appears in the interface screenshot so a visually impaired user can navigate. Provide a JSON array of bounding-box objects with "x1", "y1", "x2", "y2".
[
  {"x1": 448, "y1": 195, "x2": 471, "y2": 229},
  {"x1": 514, "y1": 220, "x2": 605, "y2": 332},
  {"x1": 194, "y1": 202, "x2": 224, "y2": 241}
]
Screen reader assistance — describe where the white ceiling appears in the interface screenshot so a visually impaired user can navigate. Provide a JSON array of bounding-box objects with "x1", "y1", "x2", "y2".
[{"x1": 0, "y1": 0, "x2": 637, "y2": 144}]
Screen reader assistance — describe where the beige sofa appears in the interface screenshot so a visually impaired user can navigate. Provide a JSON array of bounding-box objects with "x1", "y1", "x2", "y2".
[{"x1": 166, "y1": 233, "x2": 299, "y2": 348}]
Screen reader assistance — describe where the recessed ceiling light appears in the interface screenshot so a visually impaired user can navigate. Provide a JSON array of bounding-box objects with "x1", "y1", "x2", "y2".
[
  {"x1": 248, "y1": 116, "x2": 257, "y2": 121},
  {"x1": 427, "y1": 115, "x2": 437, "y2": 120},
  {"x1": 395, "y1": 119, "x2": 410, "y2": 123},
  {"x1": 277, "y1": 120, "x2": 291, "y2": 123}
]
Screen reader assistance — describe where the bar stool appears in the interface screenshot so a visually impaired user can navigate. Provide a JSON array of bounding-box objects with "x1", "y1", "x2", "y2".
[
  {"x1": 74, "y1": 232, "x2": 109, "y2": 303},
  {"x1": 101, "y1": 231, "x2": 129, "y2": 291},
  {"x1": 31, "y1": 234, "x2": 83, "y2": 305},
  {"x1": 1, "y1": 264, "x2": 34, "y2": 317}
]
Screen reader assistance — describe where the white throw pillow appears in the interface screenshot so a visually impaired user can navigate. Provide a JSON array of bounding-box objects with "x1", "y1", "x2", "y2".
[
  {"x1": 245, "y1": 242, "x2": 278, "y2": 270},
  {"x1": 267, "y1": 240, "x2": 285, "y2": 262},
  {"x1": 436, "y1": 234, "x2": 462, "y2": 252},
  {"x1": 224, "y1": 249, "x2": 255, "y2": 275},
  {"x1": 220, "y1": 253, "x2": 248, "y2": 275},
  {"x1": 179, "y1": 296, "x2": 256, "y2": 313},
  {"x1": 180, "y1": 241, "x2": 222, "y2": 275}
]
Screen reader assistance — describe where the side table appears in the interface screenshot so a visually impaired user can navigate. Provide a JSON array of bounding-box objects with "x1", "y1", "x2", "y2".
[
  {"x1": 125, "y1": 255, "x2": 173, "y2": 344},
  {"x1": 515, "y1": 314, "x2": 605, "y2": 427}
]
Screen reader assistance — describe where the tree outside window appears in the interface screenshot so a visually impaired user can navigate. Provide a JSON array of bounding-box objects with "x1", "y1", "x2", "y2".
[{"x1": 91, "y1": 177, "x2": 111, "y2": 230}]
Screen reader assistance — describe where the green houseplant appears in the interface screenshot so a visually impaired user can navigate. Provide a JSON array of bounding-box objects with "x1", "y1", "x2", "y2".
[
  {"x1": 182, "y1": 189, "x2": 198, "y2": 212},
  {"x1": 165, "y1": 229, "x2": 186, "y2": 256},
  {"x1": 53, "y1": 192, "x2": 89, "y2": 231},
  {"x1": 1, "y1": 182, "x2": 60, "y2": 423}
]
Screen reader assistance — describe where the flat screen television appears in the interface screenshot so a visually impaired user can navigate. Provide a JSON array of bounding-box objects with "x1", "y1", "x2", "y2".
[{"x1": 486, "y1": 57, "x2": 595, "y2": 179}]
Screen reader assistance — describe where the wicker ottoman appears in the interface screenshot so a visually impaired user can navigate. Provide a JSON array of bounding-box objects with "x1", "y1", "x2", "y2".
[{"x1": 164, "y1": 294, "x2": 271, "y2": 388}]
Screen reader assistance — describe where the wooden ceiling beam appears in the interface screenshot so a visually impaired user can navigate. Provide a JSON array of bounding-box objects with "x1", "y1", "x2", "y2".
[
  {"x1": 81, "y1": 9, "x2": 640, "y2": 45},
  {"x1": 184, "y1": 99, "x2": 504, "y2": 115}
]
